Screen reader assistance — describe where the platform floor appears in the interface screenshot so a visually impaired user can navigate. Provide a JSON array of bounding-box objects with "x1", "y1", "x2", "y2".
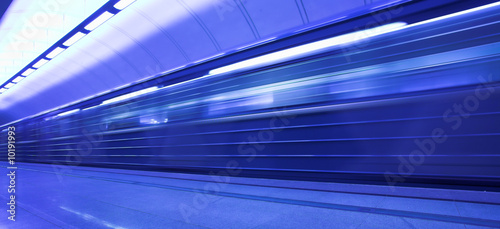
[{"x1": 1, "y1": 163, "x2": 500, "y2": 228}]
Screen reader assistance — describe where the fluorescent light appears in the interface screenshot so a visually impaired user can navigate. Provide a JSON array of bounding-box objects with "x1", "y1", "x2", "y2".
[
  {"x1": 13, "y1": 76, "x2": 25, "y2": 83},
  {"x1": 46, "y1": 47, "x2": 66, "y2": 59},
  {"x1": 21, "y1": 68, "x2": 36, "y2": 76},
  {"x1": 33, "y1": 59, "x2": 49, "y2": 68},
  {"x1": 114, "y1": 0, "x2": 136, "y2": 10},
  {"x1": 44, "y1": 116, "x2": 57, "y2": 121},
  {"x1": 209, "y1": 22, "x2": 406, "y2": 75},
  {"x1": 57, "y1": 109, "x2": 80, "y2": 117},
  {"x1": 4, "y1": 83, "x2": 15, "y2": 89},
  {"x1": 82, "y1": 104, "x2": 102, "y2": 111},
  {"x1": 0, "y1": 88, "x2": 7, "y2": 93},
  {"x1": 63, "y1": 32, "x2": 86, "y2": 47},
  {"x1": 102, "y1": 87, "x2": 159, "y2": 105},
  {"x1": 85, "y1": 11, "x2": 114, "y2": 31}
]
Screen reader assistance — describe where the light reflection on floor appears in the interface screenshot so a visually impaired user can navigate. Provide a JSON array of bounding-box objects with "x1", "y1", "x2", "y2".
[{"x1": 1, "y1": 163, "x2": 499, "y2": 228}]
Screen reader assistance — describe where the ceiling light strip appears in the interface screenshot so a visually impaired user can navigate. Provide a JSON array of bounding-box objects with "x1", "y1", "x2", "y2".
[{"x1": 0, "y1": 0, "x2": 136, "y2": 94}]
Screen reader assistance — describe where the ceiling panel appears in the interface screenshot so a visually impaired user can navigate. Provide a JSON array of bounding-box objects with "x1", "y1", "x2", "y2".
[
  {"x1": 301, "y1": 0, "x2": 366, "y2": 22},
  {"x1": 182, "y1": 0, "x2": 256, "y2": 51},
  {"x1": 242, "y1": 0, "x2": 304, "y2": 38}
]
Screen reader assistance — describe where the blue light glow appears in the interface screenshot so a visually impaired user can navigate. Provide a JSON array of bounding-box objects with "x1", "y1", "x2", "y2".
[
  {"x1": 405, "y1": 1, "x2": 500, "y2": 29},
  {"x1": 57, "y1": 109, "x2": 80, "y2": 117},
  {"x1": 102, "y1": 87, "x2": 159, "y2": 105},
  {"x1": 82, "y1": 104, "x2": 101, "y2": 111},
  {"x1": 208, "y1": 1, "x2": 500, "y2": 77},
  {"x1": 209, "y1": 22, "x2": 407, "y2": 75},
  {"x1": 1, "y1": 1, "x2": 500, "y2": 227}
]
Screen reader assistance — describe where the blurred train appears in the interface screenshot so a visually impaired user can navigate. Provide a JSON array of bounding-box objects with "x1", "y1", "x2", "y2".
[{"x1": 2, "y1": 1, "x2": 500, "y2": 190}]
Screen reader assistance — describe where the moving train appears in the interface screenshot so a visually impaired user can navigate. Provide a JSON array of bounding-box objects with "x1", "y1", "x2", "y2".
[{"x1": 2, "y1": 1, "x2": 500, "y2": 190}]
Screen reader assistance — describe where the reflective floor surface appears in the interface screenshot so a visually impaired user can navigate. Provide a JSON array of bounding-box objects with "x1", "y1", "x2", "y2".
[{"x1": 1, "y1": 163, "x2": 500, "y2": 228}]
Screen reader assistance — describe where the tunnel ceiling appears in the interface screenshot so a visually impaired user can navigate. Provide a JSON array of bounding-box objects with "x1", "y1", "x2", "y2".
[{"x1": 0, "y1": 0, "x2": 396, "y2": 125}]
